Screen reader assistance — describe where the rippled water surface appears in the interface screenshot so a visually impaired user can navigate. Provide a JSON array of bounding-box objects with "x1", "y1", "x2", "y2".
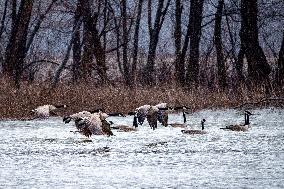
[{"x1": 0, "y1": 109, "x2": 284, "y2": 188}]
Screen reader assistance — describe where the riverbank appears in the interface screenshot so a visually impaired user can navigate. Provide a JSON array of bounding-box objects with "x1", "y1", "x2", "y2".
[{"x1": 1, "y1": 79, "x2": 283, "y2": 119}]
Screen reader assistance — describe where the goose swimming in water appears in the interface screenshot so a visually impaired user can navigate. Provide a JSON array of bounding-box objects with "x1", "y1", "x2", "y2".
[
  {"x1": 32, "y1": 104, "x2": 67, "y2": 118},
  {"x1": 109, "y1": 121, "x2": 137, "y2": 132},
  {"x1": 220, "y1": 111, "x2": 252, "y2": 132},
  {"x1": 168, "y1": 109, "x2": 188, "y2": 128},
  {"x1": 181, "y1": 119, "x2": 207, "y2": 134}
]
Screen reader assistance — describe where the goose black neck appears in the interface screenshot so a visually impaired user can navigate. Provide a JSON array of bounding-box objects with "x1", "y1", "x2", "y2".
[
  {"x1": 182, "y1": 111, "x2": 186, "y2": 123},
  {"x1": 108, "y1": 112, "x2": 124, "y2": 117},
  {"x1": 55, "y1": 105, "x2": 65, "y2": 108},
  {"x1": 133, "y1": 115, "x2": 138, "y2": 128},
  {"x1": 245, "y1": 113, "x2": 250, "y2": 125},
  {"x1": 201, "y1": 119, "x2": 205, "y2": 130}
]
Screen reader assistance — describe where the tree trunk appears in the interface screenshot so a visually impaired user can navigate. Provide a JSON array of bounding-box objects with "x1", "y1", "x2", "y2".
[
  {"x1": 25, "y1": 0, "x2": 57, "y2": 54},
  {"x1": 239, "y1": 0, "x2": 271, "y2": 89},
  {"x1": 174, "y1": 0, "x2": 186, "y2": 85},
  {"x1": 214, "y1": 0, "x2": 227, "y2": 89},
  {"x1": 4, "y1": 0, "x2": 34, "y2": 88},
  {"x1": 276, "y1": 31, "x2": 284, "y2": 87},
  {"x1": 236, "y1": 44, "x2": 245, "y2": 83},
  {"x1": 72, "y1": 0, "x2": 82, "y2": 82},
  {"x1": 121, "y1": 0, "x2": 131, "y2": 86},
  {"x1": 52, "y1": 19, "x2": 83, "y2": 88},
  {"x1": 79, "y1": 0, "x2": 108, "y2": 84},
  {"x1": 186, "y1": 0, "x2": 204, "y2": 87},
  {"x1": 131, "y1": 0, "x2": 143, "y2": 86},
  {"x1": 0, "y1": 0, "x2": 8, "y2": 40},
  {"x1": 144, "y1": 0, "x2": 171, "y2": 86}
]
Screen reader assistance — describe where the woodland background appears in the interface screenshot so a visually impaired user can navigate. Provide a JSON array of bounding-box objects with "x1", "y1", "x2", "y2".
[{"x1": 0, "y1": 0, "x2": 283, "y2": 118}]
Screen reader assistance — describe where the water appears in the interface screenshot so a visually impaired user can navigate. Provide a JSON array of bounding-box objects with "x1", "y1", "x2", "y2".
[{"x1": 0, "y1": 109, "x2": 283, "y2": 189}]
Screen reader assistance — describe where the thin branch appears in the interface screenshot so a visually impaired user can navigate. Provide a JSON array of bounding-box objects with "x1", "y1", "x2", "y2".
[{"x1": 23, "y1": 59, "x2": 60, "y2": 70}]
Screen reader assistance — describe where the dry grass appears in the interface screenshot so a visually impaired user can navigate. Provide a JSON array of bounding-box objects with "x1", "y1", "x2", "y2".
[{"x1": 0, "y1": 78, "x2": 282, "y2": 119}]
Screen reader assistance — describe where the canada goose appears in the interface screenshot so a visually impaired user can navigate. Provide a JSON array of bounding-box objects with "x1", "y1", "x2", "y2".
[
  {"x1": 138, "y1": 104, "x2": 167, "y2": 130},
  {"x1": 63, "y1": 111, "x2": 113, "y2": 137},
  {"x1": 109, "y1": 121, "x2": 137, "y2": 132},
  {"x1": 129, "y1": 103, "x2": 171, "y2": 130},
  {"x1": 146, "y1": 106, "x2": 159, "y2": 130},
  {"x1": 220, "y1": 111, "x2": 252, "y2": 132},
  {"x1": 63, "y1": 111, "x2": 92, "y2": 124},
  {"x1": 154, "y1": 103, "x2": 168, "y2": 109},
  {"x1": 135, "y1": 104, "x2": 151, "y2": 125},
  {"x1": 32, "y1": 104, "x2": 67, "y2": 118},
  {"x1": 168, "y1": 110, "x2": 187, "y2": 128},
  {"x1": 127, "y1": 104, "x2": 151, "y2": 128},
  {"x1": 181, "y1": 119, "x2": 207, "y2": 134},
  {"x1": 157, "y1": 109, "x2": 169, "y2": 127},
  {"x1": 157, "y1": 105, "x2": 191, "y2": 127}
]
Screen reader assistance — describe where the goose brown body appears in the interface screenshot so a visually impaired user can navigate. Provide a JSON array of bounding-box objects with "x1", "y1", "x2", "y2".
[
  {"x1": 32, "y1": 104, "x2": 67, "y2": 118},
  {"x1": 220, "y1": 111, "x2": 252, "y2": 132},
  {"x1": 63, "y1": 111, "x2": 113, "y2": 137},
  {"x1": 111, "y1": 125, "x2": 137, "y2": 132}
]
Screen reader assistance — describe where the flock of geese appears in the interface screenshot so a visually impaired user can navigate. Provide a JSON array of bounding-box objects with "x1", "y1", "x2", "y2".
[{"x1": 30, "y1": 103, "x2": 253, "y2": 138}]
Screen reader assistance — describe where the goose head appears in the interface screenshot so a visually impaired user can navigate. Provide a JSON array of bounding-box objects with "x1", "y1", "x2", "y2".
[
  {"x1": 90, "y1": 108, "x2": 105, "y2": 114},
  {"x1": 63, "y1": 116, "x2": 72, "y2": 123},
  {"x1": 201, "y1": 119, "x2": 206, "y2": 130},
  {"x1": 54, "y1": 104, "x2": 68, "y2": 109}
]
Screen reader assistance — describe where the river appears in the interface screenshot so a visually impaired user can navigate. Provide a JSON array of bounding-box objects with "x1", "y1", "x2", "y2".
[{"x1": 0, "y1": 108, "x2": 283, "y2": 188}]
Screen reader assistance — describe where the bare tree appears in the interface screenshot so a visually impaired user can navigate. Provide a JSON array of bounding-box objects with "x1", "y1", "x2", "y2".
[
  {"x1": 52, "y1": 18, "x2": 83, "y2": 88},
  {"x1": 276, "y1": 31, "x2": 284, "y2": 87},
  {"x1": 173, "y1": 0, "x2": 185, "y2": 85},
  {"x1": 131, "y1": 0, "x2": 144, "y2": 85},
  {"x1": 185, "y1": 0, "x2": 204, "y2": 87},
  {"x1": 79, "y1": 0, "x2": 108, "y2": 84},
  {"x1": 72, "y1": 0, "x2": 82, "y2": 82},
  {"x1": 121, "y1": 0, "x2": 131, "y2": 86},
  {"x1": 4, "y1": 0, "x2": 34, "y2": 88},
  {"x1": 25, "y1": 0, "x2": 58, "y2": 53},
  {"x1": 143, "y1": 0, "x2": 171, "y2": 85},
  {"x1": 238, "y1": 0, "x2": 271, "y2": 90},
  {"x1": 214, "y1": 0, "x2": 227, "y2": 89},
  {"x1": 0, "y1": 0, "x2": 8, "y2": 40}
]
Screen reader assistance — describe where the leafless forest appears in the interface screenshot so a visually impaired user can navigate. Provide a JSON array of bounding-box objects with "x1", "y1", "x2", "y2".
[{"x1": 0, "y1": 0, "x2": 284, "y2": 118}]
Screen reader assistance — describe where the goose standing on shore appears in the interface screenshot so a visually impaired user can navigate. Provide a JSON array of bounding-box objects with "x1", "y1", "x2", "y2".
[
  {"x1": 220, "y1": 111, "x2": 252, "y2": 131},
  {"x1": 32, "y1": 104, "x2": 67, "y2": 118},
  {"x1": 181, "y1": 119, "x2": 207, "y2": 134}
]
